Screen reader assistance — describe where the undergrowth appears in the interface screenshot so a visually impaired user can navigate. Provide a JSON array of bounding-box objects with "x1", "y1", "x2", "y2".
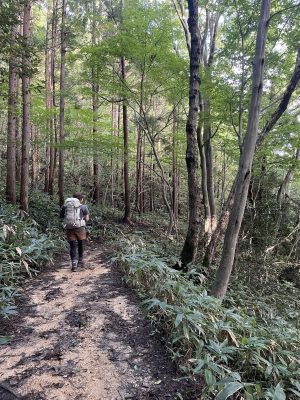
[
  {"x1": 112, "y1": 233, "x2": 300, "y2": 400},
  {"x1": 0, "y1": 193, "x2": 64, "y2": 335}
]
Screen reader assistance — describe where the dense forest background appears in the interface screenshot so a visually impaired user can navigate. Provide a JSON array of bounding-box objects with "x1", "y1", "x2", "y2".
[{"x1": 0, "y1": 0, "x2": 300, "y2": 398}]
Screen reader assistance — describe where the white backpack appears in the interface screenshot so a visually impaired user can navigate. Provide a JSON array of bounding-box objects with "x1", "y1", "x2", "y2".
[{"x1": 64, "y1": 198, "x2": 86, "y2": 229}]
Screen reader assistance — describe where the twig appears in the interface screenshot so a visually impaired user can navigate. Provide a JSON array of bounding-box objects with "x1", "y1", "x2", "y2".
[{"x1": 265, "y1": 224, "x2": 300, "y2": 253}]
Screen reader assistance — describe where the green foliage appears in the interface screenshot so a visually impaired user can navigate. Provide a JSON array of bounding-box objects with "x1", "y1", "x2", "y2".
[
  {"x1": 0, "y1": 197, "x2": 64, "y2": 319},
  {"x1": 113, "y1": 235, "x2": 300, "y2": 399},
  {"x1": 28, "y1": 190, "x2": 63, "y2": 233}
]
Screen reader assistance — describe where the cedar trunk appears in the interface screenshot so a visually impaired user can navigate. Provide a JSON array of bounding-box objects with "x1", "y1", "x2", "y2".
[
  {"x1": 58, "y1": 0, "x2": 66, "y2": 206},
  {"x1": 20, "y1": 0, "x2": 32, "y2": 214},
  {"x1": 48, "y1": 0, "x2": 58, "y2": 196},
  {"x1": 6, "y1": 24, "x2": 18, "y2": 204},
  {"x1": 44, "y1": 13, "x2": 51, "y2": 193}
]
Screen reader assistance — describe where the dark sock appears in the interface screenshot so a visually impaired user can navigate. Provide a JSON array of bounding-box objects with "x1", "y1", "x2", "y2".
[
  {"x1": 69, "y1": 240, "x2": 77, "y2": 261},
  {"x1": 78, "y1": 240, "x2": 84, "y2": 260}
]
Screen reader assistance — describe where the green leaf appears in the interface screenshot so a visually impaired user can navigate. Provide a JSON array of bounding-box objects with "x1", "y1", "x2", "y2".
[
  {"x1": 0, "y1": 336, "x2": 12, "y2": 345},
  {"x1": 273, "y1": 384, "x2": 286, "y2": 400},
  {"x1": 175, "y1": 313, "x2": 184, "y2": 327},
  {"x1": 216, "y1": 382, "x2": 244, "y2": 400},
  {"x1": 204, "y1": 369, "x2": 216, "y2": 387},
  {"x1": 289, "y1": 389, "x2": 300, "y2": 398},
  {"x1": 182, "y1": 323, "x2": 189, "y2": 340}
]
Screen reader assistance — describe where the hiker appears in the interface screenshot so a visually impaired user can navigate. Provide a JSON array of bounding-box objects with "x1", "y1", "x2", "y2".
[{"x1": 60, "y1": 192, "x2": 90, "y2": 271}]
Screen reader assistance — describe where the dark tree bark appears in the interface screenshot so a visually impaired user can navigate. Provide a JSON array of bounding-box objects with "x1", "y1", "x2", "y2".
[
  {"x1": 179, "y1": 0, "x2": 201, "y2": 267},
  {"x1": 20, "y1": 0, "x2": 32, "y2": 214},
  {"x1": 58, "y1": 0, "x2": 66, "y2": 207},
  {"x1": 6, "y1": 23, "x2": 18, "y2": 204},
  {"x1": 212, "y1": 0, "x2": 271, "y2": 298}
]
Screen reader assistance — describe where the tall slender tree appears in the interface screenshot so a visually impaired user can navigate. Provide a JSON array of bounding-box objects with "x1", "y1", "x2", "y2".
[
  {"x1": 179, "y1": 0, "x2": 202, "y2": 267},
  {"x1": 58, "y1": 0, "x2": 66, "y2": 206},
  {"x1": 20, "y1": 0, "x2": 32, "y2": 213},
  {"x1": 212, "y1": 0, "x2": 271, "y2": 298},
  {"x1": 6, "y1": 20, "x2": 18, "y2": 204},
  {"x1": 121, "y1": 55, "x2": 131, "y2": 223},
  {"x1": 92, "y1": 0, "x2": 100, "y2": 204},
  {"x1": 49, "y1": 0, "x2": 58, "y2": 196}
]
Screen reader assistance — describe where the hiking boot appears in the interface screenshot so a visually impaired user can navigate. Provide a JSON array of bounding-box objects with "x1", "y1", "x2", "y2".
[
  {"x1": 71, "y1": 260, "x2": 78, "y2": 272},
  {"x1": 77, "y1": 259, "x2": 85, "y2": 268}
]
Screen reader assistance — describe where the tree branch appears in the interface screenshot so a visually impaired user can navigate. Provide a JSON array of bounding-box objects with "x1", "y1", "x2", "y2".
[{"x1": 256, "y1": 45, "x2": 300, "y2": 149}]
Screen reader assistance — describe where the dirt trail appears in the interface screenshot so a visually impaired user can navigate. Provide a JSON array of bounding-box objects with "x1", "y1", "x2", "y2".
[{"x1": 0, "y1": 242, "x2": 198, "y2": 400}]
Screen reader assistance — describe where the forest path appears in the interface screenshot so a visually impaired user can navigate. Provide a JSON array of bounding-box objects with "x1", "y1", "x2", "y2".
[{"x1": 0, "y1": 241, "x2": 197, "y2": 400}]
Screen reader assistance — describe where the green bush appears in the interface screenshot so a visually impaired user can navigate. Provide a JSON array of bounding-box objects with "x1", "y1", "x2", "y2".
[
  {"x1": 28, "y1": 189, "x2": 62, "y2": 232},
  {"x1": 0, "y1": 199, "x2": 64, "y2": 320},
  {"x1": 113, "y1": 235, "x2": 300, "y2": 400}
]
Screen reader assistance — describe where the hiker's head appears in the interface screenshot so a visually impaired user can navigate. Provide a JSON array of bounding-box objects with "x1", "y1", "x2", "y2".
[{"x1": 73, "y1": 192, "x2": 84, "y2": 201}]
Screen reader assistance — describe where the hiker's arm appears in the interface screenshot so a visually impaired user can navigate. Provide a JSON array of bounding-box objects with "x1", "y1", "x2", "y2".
[{"x1": 82, "y1": 205, "x2": 90, "y2": 222}]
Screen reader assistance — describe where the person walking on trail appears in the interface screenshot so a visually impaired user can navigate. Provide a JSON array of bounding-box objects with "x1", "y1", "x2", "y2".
[{"x1": 60, "y1": 192, "x2": 90, "y2": 272}]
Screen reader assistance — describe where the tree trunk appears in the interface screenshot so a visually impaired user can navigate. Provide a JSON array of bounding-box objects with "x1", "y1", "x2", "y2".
[
  {"x1": 92, "y1": 0, "x2": 100, "y2": 204},
  {"x1": 48, "y1": 0, "x2": 58, "y2": 197},
  {"x1": 203, "y1": 179, "x2": 236, "y2": 267},
  {"x1": 44, "y1": 12, "x2": 51, "y2": 193},
  {"x1": 277, "y1": 148, "x2": 300, "y2": 203},
  {"x1": 179, "y1": 0, "x2": 201, "y2": 268},
  {"x1": 135, "y1": 127, "x2": 143, "y2": 213},
  {"x1": 31, "y1": 125, "x2": 38, "y2": 183},
  {"x1": 116, "y1": 103, "x2": 121, "y2": 202},
  {"x1": 197, "y1": 121, "x2": 211, "y2": 240},
  {"x1": 211, "y1": 0, "x2": 271, "y2": 298},
  {"x1": 6, "y1": 24, "x2": 18, "y2": 204},
  {"x1": 204, "y1": 43, "x2": 300, "y2": 268},
  {"x1": 121, "y1": 56, "x2": 131, "y2": 223},
  {"x1": 172, "y1": 107, "x2": 179, "y2": 220},
  {"x1": 256, "y1": 45, "x2": 300, "y2": 148},
  {"x1": 20, "y1": 0, "x2": 32, "y2": 214},
  {"x1": 16, "y1": 77, "x2": 22, "y2": 183},
  {"x1": 203, "y1": 98, "x2": 217, "y2": 233},
  {"x1": 150, "y1": 152, "x2": 155, "y2": 212},
  {"x1": 58, "y1": 0, "x2": 66, "y2": 207},
  {"x1": 149, "y1": 137, "x2": 176, "y2": 235}
]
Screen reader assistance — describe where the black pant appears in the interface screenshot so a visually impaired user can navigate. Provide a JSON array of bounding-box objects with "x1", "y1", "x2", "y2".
[{"x1": 69, "y1": 240, "x2": 84, "y2": 261}]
